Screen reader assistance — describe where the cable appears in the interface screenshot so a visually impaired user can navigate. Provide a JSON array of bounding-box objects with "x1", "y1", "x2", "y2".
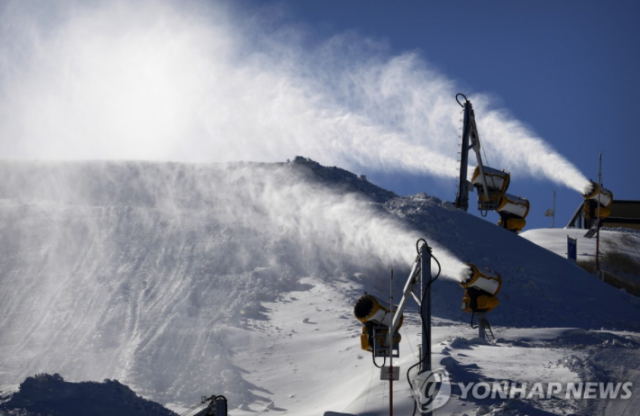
[
  {"x1": 372, "y1": 351, "x2": 386, "y2": 369},
  {"x1": 481, "y1": 140, "x2": 491, "y2": 171},
  {"x1": 363, "y1": 367, "x2": 374, "y2": 412},
  {"x1": 415, "y1": 238, "x2": 427, "y2": 255},
  {"x1": 429, "y1": 253, "x2": 442, "y2": 285},
  {"x1": 485, "y1": 320, "x2": 496, "y2": 341},
  {"x1": 403, "y1": 325, "x2": 417, "y2": 360}
]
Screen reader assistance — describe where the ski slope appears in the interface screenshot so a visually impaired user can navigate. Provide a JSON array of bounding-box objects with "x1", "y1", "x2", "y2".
[
  {"x1": 522, "y1": 227, "x2": 640, "y2": 293},
  {"x1": 521, "y1": 227, "x2": 640, "y2": 264},
  {"x1": 0, "y1": 159, "x2": 638, "y2": 415}
]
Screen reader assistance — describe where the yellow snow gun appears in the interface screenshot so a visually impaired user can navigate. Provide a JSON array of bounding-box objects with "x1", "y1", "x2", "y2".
[
  {"x1": 354, "y1": 294, "x2": 403, "y2": 356},
  {"x1": 459, "y1": 263, "x2": 502, "y2": 314}
]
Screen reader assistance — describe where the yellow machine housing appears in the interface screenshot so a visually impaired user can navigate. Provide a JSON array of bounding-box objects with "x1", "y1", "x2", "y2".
[
  {"x1": 360, "y1": 326, "x2": 401, "y2": 353},
  {"x1": 459, "y1": 263, "x2": 502, "y2": 314},
  {"x1": 471, "y1": 166, "x2": 510, "y2": 206},
  {"x1": 462, "y1": 291, "x2": 499, "y2": 313},
  {"x1": 583, "y1": 203, "x2": 611, "y2": 220},
  {"x1": 582, "y1": 181, "x2": 613, "y2": 220},
  {"x1": 354, "y1": 294, "x2": 403, "y2": 353},
  {"x1": 496, "y1": 193, "x2": 530, "y2": 218},
  {"x1": 354, "y1": 294, "x2": 403, "y2": 327},
  {"x1": 498, "y1": 217, "x2": 527, "y2": 233},
  {"x1": 496, "y1": 193, "x2": 529, "y2": 233},
  {"x1": 583, "y1": 181, "x2": 613, "y2": 207},
  {"x1": 460, "y1": 264, "x2": 502, "y2": 295}
]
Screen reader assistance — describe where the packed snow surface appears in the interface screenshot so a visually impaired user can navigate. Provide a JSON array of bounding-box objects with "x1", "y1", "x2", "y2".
[
  {"x1": 521, "y1": 227, "x2": 640, "y2": 264},
  {"x1": 0, "y1": 159, "x2": 638, "y2": 415}
]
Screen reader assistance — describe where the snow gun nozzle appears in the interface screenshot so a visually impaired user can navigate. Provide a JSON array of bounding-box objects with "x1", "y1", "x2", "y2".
[{"x1": 582, "y1": 180, "x2": 597, "y2": 199}]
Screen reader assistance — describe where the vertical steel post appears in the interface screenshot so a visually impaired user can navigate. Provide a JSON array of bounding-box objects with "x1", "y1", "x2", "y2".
[
  {"x1": 389, "y1": 269, "x2": 393, "y2": 416},
  {"x1": 477, "y1": 313, "x2": 487, "y2": 340},
  {"x1": 419, "y1": 243, "x2": 432, "y2": 416},
  {"x1": 455, "y1": 102, "x2": 471, "y2": 212},
  {"x1": 419, "y1": 243, "x2": 432, "y2": 375},
  {"x1": 596, "y1": 153, "x2": 602, "y2": 278},
  {"x1": 552, "y1": 190, "x2": 556, "y2": 228}
]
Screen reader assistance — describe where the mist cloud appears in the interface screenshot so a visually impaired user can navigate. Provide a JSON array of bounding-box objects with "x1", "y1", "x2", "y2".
[
  {"x1": 0, "y1": 159, "x2": 467, "y2": 403},
  {"x1": 0, "y1": 0, "x2": 589, "y2": 192}
]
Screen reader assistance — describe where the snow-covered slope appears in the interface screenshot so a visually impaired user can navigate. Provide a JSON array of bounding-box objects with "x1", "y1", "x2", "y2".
[
  {"x1": 521, "y1": 227, "x2": 640, "y2": 264},
  {"x1": 522, "y1": 227, "x2": 640, "y2": 294},
  {"x1": 0, "y1": 158, "x2": 638, "y2": 415}
]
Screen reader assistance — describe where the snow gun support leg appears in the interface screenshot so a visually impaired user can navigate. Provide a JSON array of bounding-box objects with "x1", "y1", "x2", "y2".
[
  {"x1": 475, "y1": 312, "x2": 494, "y2": 341},
  {"x1": 477, "y1": 312, "x2": 487, "y2": 339}
]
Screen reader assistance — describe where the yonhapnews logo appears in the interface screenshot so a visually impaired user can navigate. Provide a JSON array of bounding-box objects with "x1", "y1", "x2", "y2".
[
  {"x1": 412, "y1": 368, "x2": 451, "y2": 413},
  {"x1": 412, "y1": 369, "x2": 634, "y2": 413}
]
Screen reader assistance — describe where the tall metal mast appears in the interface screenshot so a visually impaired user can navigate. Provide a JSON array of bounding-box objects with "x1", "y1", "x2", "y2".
[
  {"x1": 454, "y1": 93, "x2": 491, "y2": 212},
  {"x1": 455, "y1": 95, "x2": 471, "y2": 212}
]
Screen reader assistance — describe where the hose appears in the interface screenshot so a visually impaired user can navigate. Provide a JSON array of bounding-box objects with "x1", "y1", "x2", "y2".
[{"x1": 455, "y1": 93, "x2": 468, "y2": 107}]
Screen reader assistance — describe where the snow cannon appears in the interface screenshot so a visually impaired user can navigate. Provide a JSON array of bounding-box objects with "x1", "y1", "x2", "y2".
[
  {"x1": 354, "y1": 294, "x2": 402, "y2": 356},
  {"x1": 459, "y1": 263, "x2": 502, "y2": 314},
  {"x1": 471, "y1": 166, "x2": 510, "y2": 209},
  {"x1": 496, "y1": 193, "x2": 530, "y2": 233},
  {"x1": 582, "y1": 180, "x2": 613, "y2": 220}
]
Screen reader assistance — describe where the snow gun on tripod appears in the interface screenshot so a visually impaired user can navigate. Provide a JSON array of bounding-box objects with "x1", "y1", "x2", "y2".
[{"x1": 459, "y1": 263, "x2": 502, "y2": 340}]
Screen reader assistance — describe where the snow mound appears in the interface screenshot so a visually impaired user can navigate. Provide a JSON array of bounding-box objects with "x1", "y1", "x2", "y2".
[{"x1": 0, "y1": 373, "x2": 175, "y2": 415}]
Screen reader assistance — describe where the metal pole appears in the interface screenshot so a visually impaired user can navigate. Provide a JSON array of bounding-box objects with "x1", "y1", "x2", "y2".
[
  {"x1": 389, "y1": 269, "x2": 393, "y2": 416},
  {"x1": 596, "y1": 153, "x2": 602, "y2": 277},
  {"x1": 455, "y1": 101, "x2": 471, "y2": 212},
  {"x1": 419, "y1": 243, "x2": 432, "y2": 416},
  {"x1": 477, "y1": 313, "x2": 487, "y2": 340},
  {"x1": 552, "y1": 190, "x2": 556, "y2": 228},
  {"x1": 419, "y1": 243, "x2": 432, "y2": 375}
]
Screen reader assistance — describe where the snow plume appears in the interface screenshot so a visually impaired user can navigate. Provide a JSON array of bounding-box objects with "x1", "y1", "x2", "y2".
[
  {"x1": 472, "y1": 98, "x2": 591, "y2": 194},
  {"x1": 0, "y1": 0, "x2": 587, "y2": 192},
  {"x1": 0, "y1": 160, "x2": 466, "y2": 405}
]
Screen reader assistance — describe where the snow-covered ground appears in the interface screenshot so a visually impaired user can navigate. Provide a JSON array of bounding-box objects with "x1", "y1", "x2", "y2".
[
  {"x1": 0, "y1": 159, "x2": 638, "y2": 415},
  {"x1": 521, "y1": 227, "x2": 640, "y2": 264},
  {"x1": 522, "y1": 227, "x2": 640, "y2": 293}
]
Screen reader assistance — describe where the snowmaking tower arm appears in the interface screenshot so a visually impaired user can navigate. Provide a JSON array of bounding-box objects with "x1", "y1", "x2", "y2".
[
  {"x1": 453, "y1": 93, "x2": 529, "y2": 232},
  {"x1": 385, "y1": 254, "x2": 422, "y2": 349},
  {"x1": 454, "y1": 93, "x2": 492, "y2": 212},
  {"x1": 353, "y1": 240, "x2": 436, "y2": 359}
]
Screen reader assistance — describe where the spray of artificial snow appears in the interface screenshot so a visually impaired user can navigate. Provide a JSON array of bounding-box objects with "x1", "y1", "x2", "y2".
[
  {"x1": 0, "y1": 160, "x2": 468, "y2": 405},
  {"x1": 0, "y1": 0, "x2": 589, "y2": 193}
]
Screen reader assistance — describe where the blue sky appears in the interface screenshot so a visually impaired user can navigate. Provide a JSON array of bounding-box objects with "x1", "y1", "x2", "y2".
[{"x1": 238, "y1": 0, "x2": 639, "y2": 229}]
